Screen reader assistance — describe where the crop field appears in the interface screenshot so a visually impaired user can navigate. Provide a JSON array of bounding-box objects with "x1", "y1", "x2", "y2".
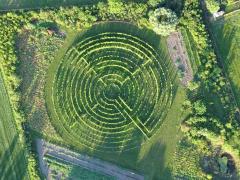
[
  {"x1": 0, "y1": 70, "x2": 29, "y2": 179},
  {"x1": 211, "y1": 11, "x2": 240, "y2": 106},
  {"x1": 46, "y1": 22, "x2": 177, "y2": 152}
]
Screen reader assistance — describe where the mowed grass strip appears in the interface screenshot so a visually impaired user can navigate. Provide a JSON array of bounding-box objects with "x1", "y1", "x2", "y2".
[
  {"x1": 211, "y1": 11, "x2": 240, "y2": 107},
  {"x1": 0, "y1": 69, "x2": 29, "y2": 180}
]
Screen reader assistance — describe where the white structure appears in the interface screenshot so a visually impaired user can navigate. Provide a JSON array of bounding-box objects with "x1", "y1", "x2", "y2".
[{"x1": 212, "y1": 11, "x2": 225, "y2": 20}]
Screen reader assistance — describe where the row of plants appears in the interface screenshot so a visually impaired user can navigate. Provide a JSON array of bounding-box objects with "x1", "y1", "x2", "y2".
[{"x1": 180, "y1": 0, "x2": 240, "y2": 178}]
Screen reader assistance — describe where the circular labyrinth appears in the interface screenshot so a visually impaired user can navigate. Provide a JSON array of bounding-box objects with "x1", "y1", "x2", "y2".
[{"x1": 48, "y1": 23, "x2": 175, "y2": 152}]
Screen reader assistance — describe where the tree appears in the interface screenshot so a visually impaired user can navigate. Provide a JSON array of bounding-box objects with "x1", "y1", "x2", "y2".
[
  {"x1": 205, "y1": 0, "x2": 220, "y2": 13},
  {"x1": 149, "y1": 7, "x2": 178, "y2": 36},
  {"x1": 187, "y1": 81, "x2": 200, "y2": 91},
  {"x1": 193, "y1": 100, "x2": 207, "y2": 115},
  {"x1": 147, "y1": 0, "x2": 165, "y2": 7},
  {"x1": 108, "y1": 0, "x2": 126, "y2": 16}
]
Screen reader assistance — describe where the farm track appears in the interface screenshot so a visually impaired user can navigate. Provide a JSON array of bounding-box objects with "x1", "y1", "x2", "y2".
[{"x1": 36, "y1": 139, "x2": 144, "y2": 180}]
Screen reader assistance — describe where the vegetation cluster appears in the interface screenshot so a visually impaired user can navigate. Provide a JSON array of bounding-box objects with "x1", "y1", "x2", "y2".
[{"x1": 0, "y1": 0, "x2": 239, "y2": 178}]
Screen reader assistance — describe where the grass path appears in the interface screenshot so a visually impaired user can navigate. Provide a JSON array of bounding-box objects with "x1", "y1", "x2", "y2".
[{"x1": 0, "y1": 68, "x2": 29, "y2": 180}]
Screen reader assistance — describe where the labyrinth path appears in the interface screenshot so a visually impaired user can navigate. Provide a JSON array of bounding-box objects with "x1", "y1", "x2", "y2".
[{"x1": 47, "y1": 23, "x2": 175, "y2": 152}]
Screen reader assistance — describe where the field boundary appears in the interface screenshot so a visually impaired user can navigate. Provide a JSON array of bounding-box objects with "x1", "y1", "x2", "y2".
[{"x1": 36, "y1": 139, "x2": 144, "y2": 180}]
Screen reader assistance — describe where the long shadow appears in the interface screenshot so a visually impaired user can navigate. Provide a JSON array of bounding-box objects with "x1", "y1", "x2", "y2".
[
  {"x1": 0, "y1": 135, "x2": 28, "y2": 180},
  {"x1": 137, "y1": 142, "x2": 173, "y2": 180}
]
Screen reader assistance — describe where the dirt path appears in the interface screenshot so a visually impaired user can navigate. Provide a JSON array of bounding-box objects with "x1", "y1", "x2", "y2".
[
  {"x1": 167, "y1": 31, "x2": 193, "y2": 86},
  {"x1": 36, "y1": 139, "x2": 144, "y2": 180}
]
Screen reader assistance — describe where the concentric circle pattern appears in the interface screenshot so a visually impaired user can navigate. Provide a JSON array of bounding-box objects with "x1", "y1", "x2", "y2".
[{"x1": 50, "y1": 25, "x2": 174, "y2": 152}]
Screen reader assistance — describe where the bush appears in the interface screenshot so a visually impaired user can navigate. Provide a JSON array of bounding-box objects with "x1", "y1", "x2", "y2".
[
  {"x1": 147, "y1": 0, "x2": 165, "y2": 7},
  {"x1": 149, "y1": 7, "x2": 178, "y2": 36},
  {"x1": 205, "y1": 0, "x2": 220, "y2": 13}
]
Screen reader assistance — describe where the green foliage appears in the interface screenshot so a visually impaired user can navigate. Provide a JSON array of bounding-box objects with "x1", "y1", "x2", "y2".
[
  {"x1": 172, "y1": 139, "x2": 208, "y2": 179},
  {"x1": 211, "y1": 11, "x2": 240, "y2": 109},
  {"x1": 108, "y1": 0, "x2": 126, "y2": 15},
  {"x1": 18, "y1": 24, "x2": 64, "y2": 136},
  {"x1": 206, "y1": 0, "x2": 220, "y2": 13},
  {"x1": 97, "y1": 1, "x2": 149, "y2": 27},
  {"x1": 180, "y1": 0, "x2": 240, "y2": 175},
  {"x1": 147, "y1": 0, "x2": 165, "y2": 7},
  {"x1": 0, "y1": 12, "x2": 41, "y2": 179},
  {"x1": 193, "y1": 100, "x2": 207, "y2": 115},
  {"x1": 29, "y1": 7, "x2": 97, "y2": 31},
  {"x1": 149, "y1": 7, "x2": 178, "y2": 36}
]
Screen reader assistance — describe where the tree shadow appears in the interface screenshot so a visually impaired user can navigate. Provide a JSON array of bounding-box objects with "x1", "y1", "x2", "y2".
[
  {"x1": 137, "y1": 142, "x2": 173, "y2": 180},
  {"x1": 0, "y1": 135, "x2": 28, "y2": 179}
]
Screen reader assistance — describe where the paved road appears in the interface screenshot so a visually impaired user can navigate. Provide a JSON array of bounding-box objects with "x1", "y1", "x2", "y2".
[{"x1": 36, "y1": 139, "x2": 144, "y2": 180}]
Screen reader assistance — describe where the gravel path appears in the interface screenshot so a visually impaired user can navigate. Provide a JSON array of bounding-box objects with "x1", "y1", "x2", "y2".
[{"x1": 36, "y1": 139, "x2": 144, "y2": 180}]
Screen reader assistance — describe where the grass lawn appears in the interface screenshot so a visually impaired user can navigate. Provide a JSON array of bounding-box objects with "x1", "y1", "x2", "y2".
[
  {"x1": 42, "y1": 22, "x2": 188, "y2": 179},
  {"x1": 211, "y1": 11, "x2": 240, "y2": 108},
  {"x1": 0, "y1": 69, "x2": 29, "y2": 180}
]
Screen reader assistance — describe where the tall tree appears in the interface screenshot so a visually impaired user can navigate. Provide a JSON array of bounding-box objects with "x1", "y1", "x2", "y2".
[{"x1": 149, "y1": 7, "x2": 178, "y2": 36}]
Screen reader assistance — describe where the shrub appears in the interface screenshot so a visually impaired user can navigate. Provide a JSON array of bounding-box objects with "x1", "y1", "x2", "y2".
[
  {"x1": 205, "y1": 0, "x2": 220, "y2": 13},
  {"x1": 149, "y1": 7, "x2": 178, "y2": 36}
]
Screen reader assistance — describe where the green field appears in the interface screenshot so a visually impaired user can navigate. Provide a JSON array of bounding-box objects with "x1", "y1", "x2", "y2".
[
  {"x1": 0, "y1": 0, "x2": 102, "y2": 10},
  {"x1": 211, "y1": 11, "x2": 240, "y2": 107},
  {"x1": 44, "y1": 22, "x2": 187, "y2": 179},
  {"x1": 0, "y1": 69, "x2": 29, "y2": 179}
]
